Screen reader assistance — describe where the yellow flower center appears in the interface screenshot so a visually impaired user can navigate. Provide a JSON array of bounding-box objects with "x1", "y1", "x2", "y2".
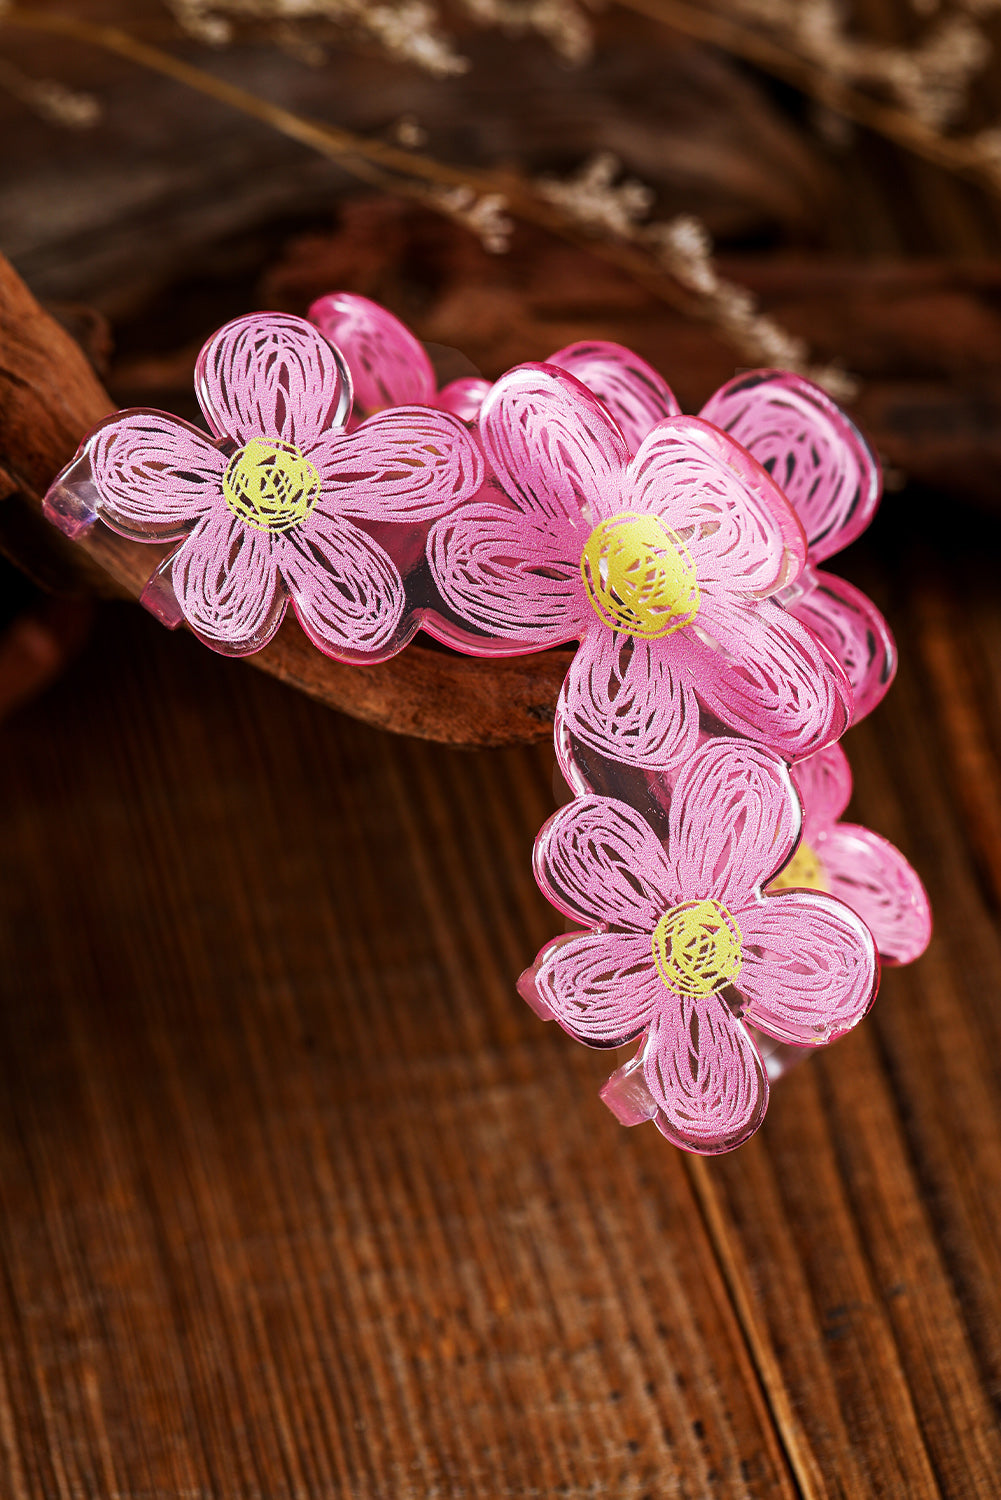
[
  {"x1": 580, "y1": 512, "x2": 699, "y2": 638},
  {"x1": 651, "y1": 899, "x2": 743, "y2": 998},
  {"x1": 769, "y1": 841, "x2": 826, "y2": 893},
  {"x1": 222, "y1": 437, "x2": 320, "y2": 534}
]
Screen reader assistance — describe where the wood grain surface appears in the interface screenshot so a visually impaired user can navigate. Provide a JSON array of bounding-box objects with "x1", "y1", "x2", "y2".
[{"x1": 0, "y1": 489, "x2": 998, "y2": 1497}]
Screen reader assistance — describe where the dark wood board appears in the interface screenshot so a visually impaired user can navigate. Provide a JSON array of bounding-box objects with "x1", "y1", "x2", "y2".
[{"x1": 0, "y1": 492, "x2": 1000, "y2": 1496}]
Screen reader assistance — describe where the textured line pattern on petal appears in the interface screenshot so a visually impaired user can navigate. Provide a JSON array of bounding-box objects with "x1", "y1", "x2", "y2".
[
  {"x1": 479, "y1": 364, "x2": 629, "y2": 525},
  {"x1": 642, "y1": 1001, "x2": 768, "y2": 1154},
  {"x1": 534, "y1": 795, "x2": 675, "y2": 930},
  {"x1": 196, "y1": 313, "x2": 351, "y2": 447},
  {"x1": 788, "y1": 569, "x2": 897, "y2": 723},
  {"x1": 171, "y1": 507, "x2": 286, "y2": 655},
  {"x1": 736, "y1": 889, "x2": 878, "y2": 1044},
  {"x1": 816, "y1": 824, "x2": 932, "y2": 967},
  {"x1": 535, "y1": 931, "x2": 664, "y2": 1047},
  {"x1": 790, "y1": 743, "x2": 853, "y2": 843},
  {"x1": 280, "y1": 509, "x2": 405, "y2": 660},
  {"x1": 546, "y1": 341, "x2": 680, "y2": 455},
  {"x1": 312, "y1": 408, "x2": 484, "y2": 523},
  {"x1": 89, "y1": 412, "x2": 224, "y2": 541},
  {"x1": 668, "y1": 739, "x2": 800, "y2": 905},
  {"x1": 700, "y1": 370, "x2": 881, "y2": 563},
  {"x1": 428, "y1": 501, "x2": 585, "y2": 650},
  {"x1": 308, "y1": 292, "x2": 436, "y2": 414},
  {"x1": 558, "y1": 629, "x2": 700, "y2": 771},
  {"x1": 630, "y1": 417, "x2": 805, "y2": 598},
  {"x1": 687, "y1": 599, "x2": 852, "y2": 760}
]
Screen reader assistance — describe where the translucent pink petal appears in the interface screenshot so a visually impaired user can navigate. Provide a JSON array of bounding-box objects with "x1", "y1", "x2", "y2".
[
  {"x1": 628, "y1": 418, "x2": 805, "y2": 598},
  {"x1": 87, "y1": 411, "x2": 224, "y2": 540},
  {"x1": 815, "y1": 823, "x2": 932, "y2": 966},
  {"x1": 427, "y1": 500, "x2": 587, "y2": 651},
  {"x1": 557, "y1": 627, "x2": 700, "y2": 771},
  {"x1": 700, "y1": 370, "x2": 881, "y2": 563},
  {"x1": 308, "y1": 292, "x2": 436, "y2": 414},
  {"x1": 790, "y1": 743, "x2": 852, "y2": 844},
  {"x1": 309, "y1": 407, "x2": 484, "y2": 524},
  {"x1": 170, "y1": 505, "x2": 286, "y2": 655},
  {"x1": 535, "y1": 931, "x2": 664, "y2": 1047},
  {"x1": 546, "y1": 340, "x2": 680, "y2": 454},
  {"x1": 279, "y1": 509, "x2": 405, "y2": 660},
  {"x1": 479, "y1": 363, "x2": 629, "y2": 526},
  {"x1": 641, "y1": 1000, "x2": 768, "y2": 1154},
  {"x1": 534, "y1": 795, "x2": 675, "y2": 930},
  {"x1": 437, "y1": 377, "x2": 491, "y2": 421},
  {"x1": 786, "y1": 568, "x2": 897, "y2": 723},
  {"x1": 735, "y1": 890, "x2": 878, "y2": 1044},
  {"x1": 668, "y1": 739, "x2": 800, "y2": 906},
  {"x1": 682, "y1": 599, "x2": 852, "y2": 760},
  {"x1": 196, "y1": 313, "x2": 351, "y2": 447}
]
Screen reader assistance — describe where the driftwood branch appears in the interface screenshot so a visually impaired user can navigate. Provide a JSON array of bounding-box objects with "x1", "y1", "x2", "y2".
[{"x1": 0, "y1": 253, "x2": 567, "y2": 748}]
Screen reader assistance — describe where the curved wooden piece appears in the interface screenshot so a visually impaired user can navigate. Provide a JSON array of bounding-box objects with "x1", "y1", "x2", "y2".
[{"x1": 0, "y1": 252, "x2": 565, "y2": 747}]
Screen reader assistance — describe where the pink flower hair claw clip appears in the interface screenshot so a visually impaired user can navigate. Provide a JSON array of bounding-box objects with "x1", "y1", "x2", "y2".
[
  {"x1": 771, "y1": 742, "x2": 931, "y2": 966},
  {"x1": 521, "y1": 740, "x2": 879, "y2": 1154},
  {"x1": 39, "y1": 288, "x2": 927, "y2": 1158},
  {"x1": 427, "y1": 363, "x2": 852, "y2": 774},
  {"x1": 44, "y1": 312, "x2": 484, "y2": 659}
]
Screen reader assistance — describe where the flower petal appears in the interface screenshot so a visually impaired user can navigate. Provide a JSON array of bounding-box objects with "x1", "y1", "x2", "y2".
[
  {"x1": 310, "y1": 407, "x2": 484, "y2": 523},
  {"x1": 641, "y1": 999, "x2": 768, "y2": 1154},
  {"x1": 668, "y1": 739, "x2": 800, "y2": 905},
  {"x1": 786, "y1": 568, "x2": 897, "y2": 723},
  {"x1": 308, "y1": 292, "x2": 436, "y2": 414},
  {"x1": 814, "y1": 823, "x2": 932, "y2": 967},
  {"x1": 280, "y1": 509, "x2": 405, "y2": 660},
  {"x1": 535, "y1": 931, "x2": 663, "y2": 1046},
  {"x1": 534, "y1": 795, "x2": 675, "y2": 930},
  {"x1": 170, "y1": 505, "x2": 286, "y2": 655},
  {"x1": 628, "y1": 417, "x2": 806, "y2": 597},
  {"x1": 546, "y1": 340, "x2": 680, "y2": 454},
  {"x1": 196, "y1": 313, "x2": 351, "y2": 447},
  {"x1": 790, "y1": 743, "x2": 852, "y2": 843},
  {"x1": 88, "y1": 411, "x2": 224, "y2": 540},
  {"x1": 684, "y1": 599, "x2": 852, "y2": 760},
  {"x1": 700, "y1": 370, "x2": 881, "y2": 563},
  {"x1": 557, "y1": 627, "x2": 700, "y2": 771},
  {"x1": 437, "y1": 377, "x2": 491, "y2": 421},
  {"x1": 427, "y1": 499, "x2": 586, "y2": 652},
  {"x1": 735, "y1": 889, "x2": 878, "y2": 1044},
  {"x1": 479, "y1": 363, "x2": 630, "y2": 526}
]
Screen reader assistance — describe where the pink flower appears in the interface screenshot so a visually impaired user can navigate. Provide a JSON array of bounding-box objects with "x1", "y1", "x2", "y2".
[
  {"x1": 309, "y1": 291, "x2": 679, "y2": 443},
  {"x1": 770, "y1": 742, "x2": 931, "y2": 965},
  {"x1": 309, "y1": 296, "x2": 891, "y2": 720},
  {"x1": 45, "y1": 314, "x2": 483, "y2": 660},
  {"x1": 528, "y1": 351, "x2": 894, "y2": 724},
  {"x1": 427, "y1": 362, "x2": 852, "y2": 769},
  {"x1": 309, "y1": 292, "x2": 490, "y2": 422},
  {"x1": 524, "y1": 739, "x2": 879, "y2": 1153}
]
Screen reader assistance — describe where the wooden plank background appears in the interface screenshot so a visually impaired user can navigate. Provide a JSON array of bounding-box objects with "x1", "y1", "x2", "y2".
[{"x1": 0, "y1": 494, "x2": 1000, "y2": 1496}]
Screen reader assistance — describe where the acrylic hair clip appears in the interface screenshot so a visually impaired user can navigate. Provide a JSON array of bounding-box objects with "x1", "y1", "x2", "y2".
[{"x1": 42, "y1": 294, "x2": 930, "y2": 1155}]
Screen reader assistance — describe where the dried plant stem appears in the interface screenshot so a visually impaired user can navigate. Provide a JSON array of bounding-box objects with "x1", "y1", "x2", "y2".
[
  {"x1": 4, "y1": 9, "x2": 705, "y2": 305},
  {"x1": 616, "y1": 0, "x2": 1001, "y2": 197}
]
